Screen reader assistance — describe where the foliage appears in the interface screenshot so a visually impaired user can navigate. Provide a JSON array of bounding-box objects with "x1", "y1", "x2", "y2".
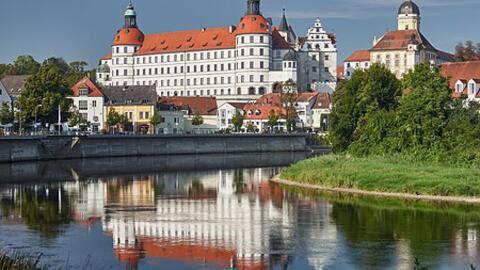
[
  {"x1": 0, "y1": 102, "x2": 13, "y2": 125},
  {"x1": 267, "y1": 109, "x2": 279, "y2": 132},
  {"x1": 106, "y1": 109, "x2": 121, "y2": 128},
  {"x1": 0, "y1": 252, "x2": 46, "y2": 270},
  {"x1": 15, "y1": 65, "x2": 72, "y2": 125},
  {"x1": 191, "y1": 111, "x2": 204, "y2": 126},
  {"x1": 330, "y1": 64, "x2": 400, "y2": 152},
  {"x1": 149, "y1": 112, "x2": 162, "y2": 134},
  {"x1": 246, "y1": 122, "x2": 256, "y2": 133},
  {"x1": 232, "y1": 110, "x2": 244, "y2": 132},
  {"x1": 68, "y1": 107, "x2": 90, "y2": 131},
  {"x1": 281, "y1": 155, "x2": 480, "y2": 197},
  {"x1": 455, "y1": 41, "x2": 480, "y2": 61},
  {"x1": 7, "y1": 55, "x2": 40, "y2": 76}
]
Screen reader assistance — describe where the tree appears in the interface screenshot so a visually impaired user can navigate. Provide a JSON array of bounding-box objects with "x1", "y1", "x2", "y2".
[
  {"x1": 282, "y1": 79, "x2": 297, "y2": 93},
  {"x1": 7, "y1": 55, "x2": 40, "y2": 75},
  {"x1": 232, "y1": 110, "x2": 244, "y2": 132},
  {"x1": 118, "y1": 114, "x2": 130, "y2": 131},
  {"x1": 455, "y1": 41, "x2": 480, "y2": 62},
  {"x1": 329, "y1": 64, "x2": 400, "y2": 152},
  {"x1": 267, "y1": 109, "x2": 279, "y2": 133},
  {"x1": 191, "y1": 111, "x2": 204, "y2": 126},
  {"x1": 149, "y1": 112, "x2": 162, "y2": 135},
  {"x1": 246, "y1": 122, "x2": 256, "y2": 133},
  {"x1": 106, "y1": 109, "x2": 121, "y2": 132},
  {"x1": 68, "y1": 107, "x2": 90, "y2": 131},
  {"x1": 0, "y1": 102, "x2": 13, "y2": 125},
  {"x1": 42, "y1": 57, "x2": 70, "y2": 74},
  {"x1": 69, "y1": 61, "x2": 88, "y2": 74},
  {"x1": 15, "y1": 66, "x2": 72, "y2": 126}
]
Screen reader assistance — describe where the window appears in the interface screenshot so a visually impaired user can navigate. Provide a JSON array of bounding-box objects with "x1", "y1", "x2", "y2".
[
  {"x1": 78, "y1": 88, "x2": 89, "y2": 96},
  {"x1": 312, "y1": 66, "x2": 317, "y2": 72},
  {"x1": 325, "y1": 55, "x2": 329, "y2": 61},
  {"x1": 249, "y1": 75, "x2": 254, "y2": 82},
  {"x1": 470, "y1": 83, "x2": 476, "y2": 95},
  {"x1": 456, "y1": 83, "x2": 463, "y2": 93},
  {"x1": 250, "y1": 36, "x2": 254, "y2": 43},
  {"x1": 250, "y1": 48, "x2": 254, "y2": 56},
  {"x1": 260, "y1": 75, "x2": 264, "y2": 82},
  {"x1": 248, "y1": 87, "x2": 255, "y2": 95},
  {"x1": 92, "y1": 100, "x2": 97, "y2": 108},
  {"x1": 78, "y1": 100, "x2": 88, "y2": 110}
]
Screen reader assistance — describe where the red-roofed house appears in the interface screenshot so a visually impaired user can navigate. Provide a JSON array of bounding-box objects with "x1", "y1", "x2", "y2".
[
  {"x1": 69, "y1": 76, "x2": 105, "y2": 132},
  {"x1": 96, "y1": 0, "x2": 338, "y2": 101},
  {"x1": 344, "y1": 50, "x2": 371, "y2": 79},
  {"x1": 440, "y1": 61, "x2": 480, "y2": 101},
  {"x1": 343, "y1": 0, "x2": 455, "y2": 79}
]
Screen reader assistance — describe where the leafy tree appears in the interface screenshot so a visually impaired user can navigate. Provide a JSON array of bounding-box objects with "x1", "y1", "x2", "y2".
[
  {"x1": 68, "y1": 107, "x2": 90, "y2": 131},
  {"x1": 281, "y1": 91, "x2": 298, "y2": 133},
  {"x1": 0, "y1": 64, "x2": 10, "y2": 78},
  {"x1": 246, "y1": 122, "x2": 256, "y2": 133},
  {"x1": 8, "y1": 55, "x2": 40, "y2": 75},
  {"x1": 0, "y1": 102, "x2": 13, "y2": 125},
  {"x1": 42, "y1": 57, "x2": 70, "y2": 74},
  {"x1": 106, "y1": 109, "x2": 121, "y2": 132},
  {"x1": 191, "y1": 111, "x2": 204, "y2": 126},
  {"x1": 69, "y1": 61, "x2": 88, "y2": 73},
  {"x1": 15, "y1": 66, "x2": 72, "y2": 126},
  {"x1": 454, "y1": 41, "x2": 480, "y2": 61},
  {"x1": 232, "y1": 110, "x2": 244, "y2": 132},
  {"x1": 149, "y1": 112, "x2": 162, "y2": 135},
  {"x1": 329, "y1": 64, "x2": 400, "y2": 152},
  {"x1": 282, "y1": 79, "x2": 297, "y2": 93},
  {"x1": 267, "y1": 109, "x2": 279, "y2": 133}
]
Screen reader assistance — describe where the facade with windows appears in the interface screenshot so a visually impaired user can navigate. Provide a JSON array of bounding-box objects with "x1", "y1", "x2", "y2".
[
  {"x1": 343, "y1": 50, "x2": 371, "y2": 79},
  {"x1": 96, "y1": 0, "x2": 338, "y2": 102},
  {"x1": 70, "y1": 76, "x2": 105, "y2": 132},
  {"x1": 441, "y1": 61, "x2": 480, "y2": 103}
]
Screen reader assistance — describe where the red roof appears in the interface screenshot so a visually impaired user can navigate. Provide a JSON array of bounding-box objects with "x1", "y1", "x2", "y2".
[
  {"x1": 243, "y1": 104, "x2": 285, "y2": 120},
  {"x1": 337, "y1": 66, "x2": 345, "y2": 78},
  {"x1": 101, "y1": 53, "x2": 112, "y2": 60},
  {"x1": 296, "y1": 92, "x2": 318, "y2": 103},
  {"x1": 136, "y1": 27, "x2": 236, "y2": 56},
  {"x1": 313, "y1": 92, "x2": 331, "y2": 110},
  {"x1": 159, "y1": 96, "x2": 217, "y2": 115},
  {"x1": 440, "y1": 61, "x2": 480, "y2": 97},
  {"x1": 235, "y1": 15, "x2": 269, "y2": 36},
  {"x1": 271, "y1": 28, "x2": 290, "y2": 50},
  {"x1": 71, "y1": 76, "x2": 104, "y2": 97},
  {"x1": 113, "y1": 27, "x2": 145, "y2": 46},
  {"x1": 345, "y1": 50, "x2": 370, "y2": 62}
]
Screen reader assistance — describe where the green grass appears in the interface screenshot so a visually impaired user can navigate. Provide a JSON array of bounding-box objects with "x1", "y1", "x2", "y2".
[
  {"x1": 280, "y1": 155, "x2": 480, "y2": 197},
  {"x1": 0, "y1": 252, "x2": 45, "y2": 270}
]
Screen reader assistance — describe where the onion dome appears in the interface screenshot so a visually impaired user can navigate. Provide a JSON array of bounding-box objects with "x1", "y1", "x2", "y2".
[
  {"x1": 398, "y1": 0, "x2": 420, "y2": 15},
  {"x1": 113, "y1": 28, "x2": 144, "y2": 46},
  {"x1": 235, "y1": 15, "x2": 269, "y2": 35},
  {"x1": 97, "y1": 63, "x2": 110, "y2": 73},
  {"x1": 283, "y1": 51, "x2": 298, "y2": 61}
]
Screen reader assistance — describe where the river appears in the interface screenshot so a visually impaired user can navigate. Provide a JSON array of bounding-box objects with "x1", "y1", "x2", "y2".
[{"x1": 0, "y1": 153, "x2": 479, "y2": 270}]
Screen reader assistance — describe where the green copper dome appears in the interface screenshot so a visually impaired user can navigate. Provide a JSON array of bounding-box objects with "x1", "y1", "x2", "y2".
[
  {"x1": 125, "y1": 3, "x2": 136, "y2": 16},
  {"x1": 97, "y1": 63, "x2": 110, "y2": 73}
]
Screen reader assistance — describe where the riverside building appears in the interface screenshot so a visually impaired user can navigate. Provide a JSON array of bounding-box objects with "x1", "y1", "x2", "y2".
[{"x1": 96, "y1": 0, "x2": 338, "y2": 102}]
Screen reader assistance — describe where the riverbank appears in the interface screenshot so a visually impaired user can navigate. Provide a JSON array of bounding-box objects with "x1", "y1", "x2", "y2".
[
  {"x1": 276, "y1": 155, "x2": 480, "y2": 203},
  {"x1": 0, "y1": 252, "x2": 45, "y2": 270}
]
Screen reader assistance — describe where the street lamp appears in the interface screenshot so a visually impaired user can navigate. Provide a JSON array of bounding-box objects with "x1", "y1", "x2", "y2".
[{"x1": 34, "y1": 104, "x2": 42, "y2": 135}]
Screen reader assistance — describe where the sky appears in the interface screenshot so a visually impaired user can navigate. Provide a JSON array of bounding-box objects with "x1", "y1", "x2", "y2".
[{"x1": 0, "y1": 0, "x2": 478, "y2": 69}]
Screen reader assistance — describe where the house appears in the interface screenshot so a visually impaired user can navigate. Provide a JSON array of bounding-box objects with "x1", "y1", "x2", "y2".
[
  {"x1": 155, "y1": 103, "x2": 187, "y2": 135},
  {"x1": 295, "y1": 92, "x2": 319, "y2": 128},
  {"x1": 102, "y1": 85, "x2": 158, "y2": 133},
  {"x1": 158, "y1": 96, "x2": 218, "y2": 133},
  {"x1": 312, "y1": 92, "x2": 332, "y2": 131},
  {"x1": 343, "y1": 50, "x2": 370, "y2": 79},
  {"x1": 70, "y1": 76, "x2": 105, "y2": 132},
  {"x1": 0, "y1": 75, "x2": 29, "y2": 109},
  {"x1": 217, "y1": 102, "x2": 248, "y2": 130},
  {"x1": 440, "y1": 61, "x2": 480, "y2": 103}
]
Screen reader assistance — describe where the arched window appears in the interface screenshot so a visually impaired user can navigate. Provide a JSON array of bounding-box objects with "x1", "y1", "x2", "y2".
[
  {"x1": 237, "y1": 87, "x2": 242, "y2": 95},
  {"x1": 248, "y1": 87, "x2": 256, "y2": 95},
  {"x1": 258, "y1": 87, "x2": 266, "y2": 95}
]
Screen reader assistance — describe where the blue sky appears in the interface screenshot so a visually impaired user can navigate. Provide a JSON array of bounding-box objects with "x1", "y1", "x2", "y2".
[{"x1": 0, "y1": 0, "x2": 478, "y2": 68}]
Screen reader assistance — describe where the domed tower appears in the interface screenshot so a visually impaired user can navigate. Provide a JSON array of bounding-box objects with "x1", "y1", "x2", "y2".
[
  {"x1": 397, "y1": 0, "x2": 421, "y2": 31},
  {"x1": 111, "y1": 1, "x2": 144, "y2": 86},
  {"x1": 235, "y1": 0, "x2": 271, "y2": 96},
  {"x1": 96, "y1": 62, "x2": 111, "y2": 85}
]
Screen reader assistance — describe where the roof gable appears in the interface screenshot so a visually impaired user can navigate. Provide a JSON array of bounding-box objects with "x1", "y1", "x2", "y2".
[
  {"x1": 0, "y1": 75, "x2": 29, "y2": 96},
  {"x1": 441, "y1": 61, "x2": 480, "y2": 92},
  {"x1": 158, "y1": 96, "x2": 217, "y2": 115},
  {"x1": 345, "y1": 50, "x2": 370, "y2": 62},
  {"x1": 102, "y1": 85, "x2": 157, "y2": 106},
  {"x1": 71, "y1": 76, "x2": 104, "y2": 97}
]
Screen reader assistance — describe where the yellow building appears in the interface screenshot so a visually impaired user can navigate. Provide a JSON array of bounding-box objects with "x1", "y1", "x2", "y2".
[{"x1": 102, "y1": 85, "x2": 157, "y2": 133}]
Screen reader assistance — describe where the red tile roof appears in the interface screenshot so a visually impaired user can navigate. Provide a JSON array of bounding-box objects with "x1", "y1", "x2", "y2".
[
  {"x1": 159, "y1": 96, "x2": 217, "y2": 115},
  {"x1": 113, "y1": 27, "x2": 145, "y2": 46},
  {"x1": 271, "y1": 28, "x2": 290, "y2": 50},
  {"x1": 372, "y1": 30, "x2": 429, "y2": 51},
  {"x1": 243, "y1": 104, "x2": 285, "y2": 120},
  {"x1": 235, "y1": 15, "x2": 269, "y2": 36},
  {"x1": 313, "y1": 92, "x2": 331, "y2": 110},
  {"x1": 71, "y1": 76, "x2": 104, "y2": 97},
  {"x1": 296, "y1": 92, "x2": 318, "y2": 103},
  {"x1": 101, "y1": 53, "x2": 112, "y2": 60},
  {"x1": 345, "y1": 50, "x2": 370, "y2": 62},
  {"x1": 337, "y1": 66, "x2": 345, "y2": 78},
  {"x1": 440, "y1": 61, "x2": 480, "y2": 97}
]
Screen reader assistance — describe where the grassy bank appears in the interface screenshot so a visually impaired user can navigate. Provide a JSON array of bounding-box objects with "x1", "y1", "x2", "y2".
[
  {"x1": 280, "y1": 155, "x2": 480, "y2": 197},
  {"x1": 0, "y1": 252, "x2": 45, "y2": 270}
]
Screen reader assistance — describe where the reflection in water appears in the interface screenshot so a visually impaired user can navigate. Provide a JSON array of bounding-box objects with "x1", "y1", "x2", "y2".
[{"x1": 1, "y1": 156, "x2": 480, "y2": 269}]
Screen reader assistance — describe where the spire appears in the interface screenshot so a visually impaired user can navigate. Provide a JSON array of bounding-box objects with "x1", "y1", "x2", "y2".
[
  {"x1": 246, "y1": 0, "x2": 261, "y2": 15},
  {"x1": 278, "y1": 9, "x2": 289, "y2": 31},
  {"x1": 124, "y1": 1, "x2": 137, "y2": 29}
]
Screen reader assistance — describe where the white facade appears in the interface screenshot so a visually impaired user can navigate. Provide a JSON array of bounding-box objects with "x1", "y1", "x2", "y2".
[
  {"x1": 344, "y1": 59, "x2": 370, "y2": 79},
  {"x1": 69, "y1": 96, "x2": 105, "y2": 132},
  {"x1": 0, "y1": 82, "x2": 12, "y2": 110},
  {"x1": 217, "y1": 103, "x2": 245, "y2": 130},
  {"x1": 97, "y1": 1, "x2": 338, "y2": 102}
]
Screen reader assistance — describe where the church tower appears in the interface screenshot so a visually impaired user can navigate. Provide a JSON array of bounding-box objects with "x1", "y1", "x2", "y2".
[
  {"x1": 125, "y1": 1, "x2": 137, "y2": 28},
  {"x1": 397, "y1": 0, "x2": 421, "y2": 31}
]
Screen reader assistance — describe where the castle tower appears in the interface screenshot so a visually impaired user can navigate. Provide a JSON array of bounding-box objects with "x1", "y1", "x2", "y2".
[{"x1": 397, "y1": 0, "x2": 421, "y2": 31}]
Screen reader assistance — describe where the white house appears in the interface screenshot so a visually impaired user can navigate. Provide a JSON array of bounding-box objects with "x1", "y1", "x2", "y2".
[
  {"x1": 96, "y1": 0, "x2": 338, "y2": 101},
  {"x1": 344, "y1": 50, "x2": 371, "y2": 79},
  {"x1": 441, "y1": 61, "x2": 480, "y2": 104},
  {"x1": 217, "y1": 102, "x2": 248, "y2": 130},
  {"x1": 312, "y1": 92, "x2": 332, "y2": 131},
  {"x1": 70, "y1": 76, "x2": 105, "y2": 132}
]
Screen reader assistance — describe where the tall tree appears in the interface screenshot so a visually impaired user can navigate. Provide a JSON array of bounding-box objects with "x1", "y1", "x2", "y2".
[
  {"x1": 149, "y1": 112, "x2": 162, "y2": 135},
  {"x1": 330, "y1": 64, "x2": 400, "y2": 152},
  {"x1": 267, "y1": 109, "x2": 279, "y2": 133},
  {"x1": 232, "y1": 110, "x2": 244, "y2": 132},
  {"x1": 106, "y1": 110, "x2": 121, "y2": 133},
  {"x1": 15, "y1": 66, "x2": 72, "y2": 125},
  {"x1": 42, "y1": 57, "x2": 70, "y2": 74},
  {"x1": 8, "y1": 55, "x2": 40, "y2": 75},
  {"x1": 454, "y1": 41, "x2": 480, "y2": 61},
  {"x1": 0, "y1": 102, "x2": 13, "y2": 125},
  {"x1": 68, "y1": 107, "x2": 90, "y2": 131}
]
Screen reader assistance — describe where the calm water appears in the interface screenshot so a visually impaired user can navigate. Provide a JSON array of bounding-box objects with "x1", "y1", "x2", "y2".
[{"x1": 0, "y1": 153, "x2": 480, "y2": 270}]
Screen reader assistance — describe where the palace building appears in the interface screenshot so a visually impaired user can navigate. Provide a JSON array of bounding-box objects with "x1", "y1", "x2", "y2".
[
  {"x1": 343, "y1": 0, "x2": 455, "y2": 79},
  {"x1": 96, "y1": 0, "x2": 338, "y2": 102}
]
